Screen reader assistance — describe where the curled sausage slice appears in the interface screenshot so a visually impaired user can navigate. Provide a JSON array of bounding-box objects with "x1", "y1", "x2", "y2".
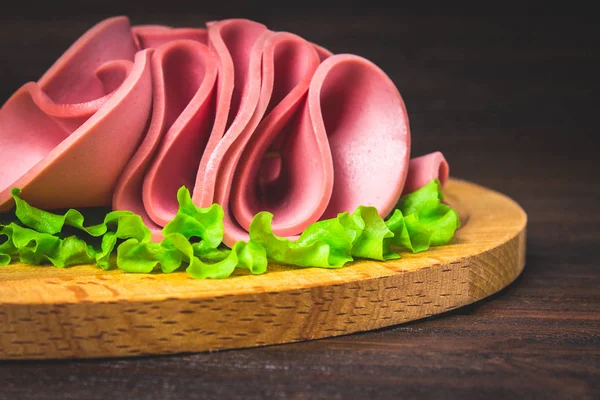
[
  {"x1": 0, "y1": 16, "x2": 152, "y2": 212},
  {"x1": 0, "y1": 16, "x2": 450, "y2": 248}
]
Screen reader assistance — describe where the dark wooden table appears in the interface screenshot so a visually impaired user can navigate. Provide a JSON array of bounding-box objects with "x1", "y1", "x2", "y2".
[{"x1": 0, "y1": 8, "x2": 598, "y2": 399}]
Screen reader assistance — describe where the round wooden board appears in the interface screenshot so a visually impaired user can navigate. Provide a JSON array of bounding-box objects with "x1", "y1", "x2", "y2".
[{"x1": 0, "y1": 178, "x2": 527, "y2": 360}]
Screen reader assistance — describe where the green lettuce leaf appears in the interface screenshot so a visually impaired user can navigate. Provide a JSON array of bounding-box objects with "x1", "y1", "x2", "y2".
[
  {"x1": 0, "y1": 222, "x2": 96, "y2": 267},
  {"x1": 95, "y1": 211, "x2": 151, "y2": 270},
  {"x1": 248, "y1": 178, "x2": 460, "y2": 268},
  {"x1": 0, "y1": 186, "x2": 265, "y2": 278},
  {"x1": 249, "y1": 212, "x2": 352, "y2": 268},
  {"x1": 0, "y1": 178, "x2": 459, "y2": 277},
  {"x1": 10, "y1": 187, "x2": 152, "y2": 269},
  {"x1": 387, "y1": 178, "x2": 461, "y2": 252},
  {"x1": 112, "y1": 186, "x2": 265, "y2": 278},
  {"x1": 161, "y1": 186, "x2": 224, "y2": 248},
  {"x1": 11, "y1": 188, "x2": 108, "y2": 236},
  {"x1": 115, "y1": 233, "x2": 267, "y2": 278},
  {"x1": 0, "y1": 224, "x2": 17, "y2": 265}
]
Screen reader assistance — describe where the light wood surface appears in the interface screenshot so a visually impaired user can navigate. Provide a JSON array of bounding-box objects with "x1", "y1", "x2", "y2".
[{"x1": 0, "y1": 178, "x2": 527, "y2": 360}]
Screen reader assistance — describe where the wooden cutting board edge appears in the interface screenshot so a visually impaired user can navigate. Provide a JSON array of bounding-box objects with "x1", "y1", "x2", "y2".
[{"x1": 0, "y1": 178, "x2": 527, "y2": 360}]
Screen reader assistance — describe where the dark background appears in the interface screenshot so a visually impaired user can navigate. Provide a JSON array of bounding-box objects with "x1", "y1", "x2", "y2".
[{"x1": 0, "y1": 2, "x2": 598, "y2": 399}]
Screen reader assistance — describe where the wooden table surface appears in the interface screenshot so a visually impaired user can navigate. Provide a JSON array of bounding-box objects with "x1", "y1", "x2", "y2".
[{"x1": 0, "y1": 7, "x2": 598, "y2": 400}]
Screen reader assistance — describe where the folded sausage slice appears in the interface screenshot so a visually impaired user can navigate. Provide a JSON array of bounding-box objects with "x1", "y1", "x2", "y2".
[
  {"x1": 113, "y1": 40, "x2": 218, "y2": 239},
  {"x1": 311, "y1": 54, "x2": 411, "y2": 221},
  {"x1": 132, "y1": 25, "x2": 208, "y2": 49},
  {"x1": 203, "y1": 41, "x2": 411, "y2": 246},
  {"x1": 1, "y1": 16, "x2": 448, "y2": 249},
  {"x1": 0, "y1": 16, "x2": 152, "y2": 212},
  {"x1": 224, "y1": 31, "x2": 328, "y2": 244},
  {"x1": 402, "y1": 151, "x2": 449, "y2": 195}
]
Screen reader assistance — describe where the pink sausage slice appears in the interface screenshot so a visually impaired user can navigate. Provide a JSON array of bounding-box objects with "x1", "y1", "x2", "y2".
[
  {"x1": 230, "y1": 32, "x2": 330, "y2": 240},
  {"x1": 133, "y1": 25, "x2": 208, "y2": 50},
  {"x1": 191, "y1": 19, "x2": 270, "y2": 207},
  {"x1": 219, "y1": 50, "x2": 411, "y2": 246},
  {"x1": 113, "y1": 40, "x2": 218, "y2": 239},
  {"x1": 312, "y1": 54, "x2": 411, "y2": 221},
  {"x1": 142, "y1": 40, "x2": 219, "y2": 227},
  {"x1": 1, "y1": 16, "x2": 448, "y2": 249},
  {"x1": 402, "y1": 151, "x2": 449, "y2": 195},
  {"x1": 0, "y1": 17, "x2": 152, "y2": 212}
]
